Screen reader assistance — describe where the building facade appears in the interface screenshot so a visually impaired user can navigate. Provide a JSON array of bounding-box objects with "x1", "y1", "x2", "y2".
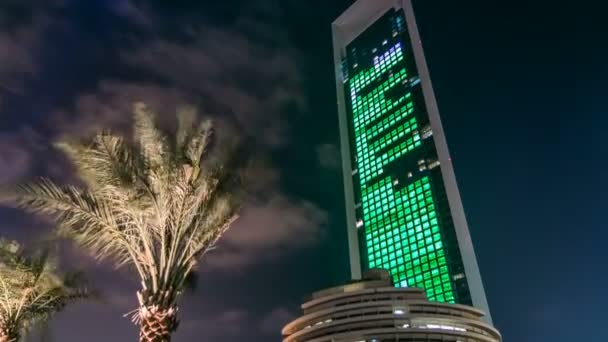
[
  {"x1": 332, "y1": 0, "x2": 491, "y2": 320},
  {"x1": 282, "y1": 270, "x2": 501, "y2": 342}
]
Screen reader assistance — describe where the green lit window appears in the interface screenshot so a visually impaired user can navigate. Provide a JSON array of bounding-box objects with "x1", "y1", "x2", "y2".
[{"x1": 345, "y1": 35, "x2": 456, "y2": 303}]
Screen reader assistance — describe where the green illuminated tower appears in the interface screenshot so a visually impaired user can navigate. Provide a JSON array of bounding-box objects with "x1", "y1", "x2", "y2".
[{"x1": 332, "y1": 0, "x2": 492, "y2": 321}]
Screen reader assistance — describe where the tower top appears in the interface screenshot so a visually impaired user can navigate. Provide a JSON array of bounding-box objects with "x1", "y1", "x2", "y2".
[{"x1": 333, "y1": 0, "x2": 408, "y2": 49}]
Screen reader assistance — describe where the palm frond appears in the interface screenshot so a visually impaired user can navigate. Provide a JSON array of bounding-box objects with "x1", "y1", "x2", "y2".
[
  {"x1": 184, "y1": 119, "x2": 213, "y2": 170},
  {"x1": 0, "y1": 240, "x2": 90, "y2": 339},
  {"x1": 55, "y1": 133, "x2": 137, "y2": 194},
  {"x1": 4, "y1": 102, "x2": 244, "y2": 336},
  {"x1": 133, "y1": 103, "x2": 172, "y2": 200},
  {"x1": 176, "y1": 106, "x2": 197, "y2": 159},
  {"x1": 9, "y1": 179, "x2": 145, "y2": 278}
]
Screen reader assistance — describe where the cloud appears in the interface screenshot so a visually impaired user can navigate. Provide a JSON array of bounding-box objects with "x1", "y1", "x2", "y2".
[
  {"x1": 104, "y1": 0, "x2": 152, "y2": 29},
  {"x1": 316, "y1": 143, "x2": 342, "y2": 170},
  {"x1": 206, "y1": 193, "x2": 327, "y2": 268},
  {"x1": 0, "y1": 18, "x2": 43, "y2": 97},
  {"x1": 179, "y1": 309, "x2": 250, "y2": 338},
  {"x1": 179, "y1": 306, "x2": 296, "y2": 339},
  {"x1": 118, "y1": 3, "x2": 304, "y2": 147},
  {"x1": 0, "y1": 1, "x2": 323, "y2": 340},
  {"x1": 0, "y1": 135, "x2": 34, "y2": 184},
  {"x1": 0, "y1": 0, "x2": 323, "y2": 272},
  {"x1": 40, "y1": 0, "x2": 322, "y2": 269},
  {"x1": 0, "y1": 127, "x2": 82, "y2": 188},
  {"x1": 49, "y1": 80, "x2": 193, "y2": 138},
  {"x1": 0, "y1": 0, "x2": 65, "y2": 100},
  {"x1": 259, "y1": 307, "x2": 296, "y2": 334},
  {"x1": 35, "y1": 0, "x2": 304, "y2": 148},
  {"x1": 200, "y1": 159, "x2": 327, "y2": 269},
  {"x1": 0, "y1": 128, "x2": 46, "y2": 184}
]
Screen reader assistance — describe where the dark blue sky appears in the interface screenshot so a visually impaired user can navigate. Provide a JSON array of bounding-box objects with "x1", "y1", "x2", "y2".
[{"x1": 0, "y1": 0, "x2": 604, "y2": 341}]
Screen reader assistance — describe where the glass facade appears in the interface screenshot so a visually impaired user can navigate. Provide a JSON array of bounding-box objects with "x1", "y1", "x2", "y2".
[{"x1": 341, "y1": 9, "x2": 470, "y2": 304}]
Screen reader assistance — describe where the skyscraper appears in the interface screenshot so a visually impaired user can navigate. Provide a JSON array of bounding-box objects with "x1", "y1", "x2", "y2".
[{"x1": 332, "y1": 0, "x2": 492, "y2": 320}]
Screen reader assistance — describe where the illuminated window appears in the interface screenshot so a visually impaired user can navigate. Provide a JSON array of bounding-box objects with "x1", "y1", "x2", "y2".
[{"x1": 345, "y1": 40, "x2": 455, "y2": 303}]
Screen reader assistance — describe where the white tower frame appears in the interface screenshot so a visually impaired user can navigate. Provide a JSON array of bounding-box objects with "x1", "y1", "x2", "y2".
[{"x1": 332, "y1": 0, "x2": 492, "y2": 322}]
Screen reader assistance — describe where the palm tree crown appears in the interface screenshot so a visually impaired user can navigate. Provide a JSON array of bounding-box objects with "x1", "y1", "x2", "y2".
[
  {"x1": 0, "y1": 240, "x2": 87, "y2": 342},
  {"x1": 9, "y1": 103, "x2": 241, "y2": 341}
]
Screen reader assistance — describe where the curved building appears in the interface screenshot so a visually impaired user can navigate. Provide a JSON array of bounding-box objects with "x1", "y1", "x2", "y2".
[{"x1": 282, "y1": 270, "x2": 501, "y2": 342}]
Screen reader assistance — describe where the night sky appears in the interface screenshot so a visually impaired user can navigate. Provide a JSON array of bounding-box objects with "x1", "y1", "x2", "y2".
[{"x1": 0, "y1": 0, "x2": 605, "y2": 341}]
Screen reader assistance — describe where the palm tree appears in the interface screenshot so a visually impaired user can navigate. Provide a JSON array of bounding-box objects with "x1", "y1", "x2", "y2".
[
  {"x1": 0, "y1": 239, "x2": 88, "y2": 342},
  {"x1": 7, "y1": 103, "x2": 242, "y2": 341}
]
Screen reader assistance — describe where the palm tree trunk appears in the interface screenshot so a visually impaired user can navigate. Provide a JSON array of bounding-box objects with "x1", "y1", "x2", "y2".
[
  {"x1": 0, "y1": 330, "x2": 20, "y2": 342},
  {"x1": 138, "y1": 307, "x2": 177, "y2": 342}
]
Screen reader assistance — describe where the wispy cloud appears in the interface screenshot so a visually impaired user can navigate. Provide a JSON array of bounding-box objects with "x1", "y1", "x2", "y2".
[
  {"x1": 179, "y1": 309, "x2": 250, "y2": 338},
  {"x1": 0, "y1": 133, "x2": 35, "y2": 184},
  {"x1": 178, "y1": 306, "x2": 296, "y2": 339},
  {"x1": 206, "y1": 192, "x2": 328, "y2": 269},
  {"x1": 0, "y1": 0, "x2": 65, "y2": 100},
  {"x1": 0, "y1": 0, "x2": 324, "y2": 270},
  {"x1": 0, "y1": 127, "x2": 51, "y2": 184},
  {"x1": 0, "y1": 17, "x2": 42, "y2": 96},
  {"x1": 120, "y1": 20, "x2": 304, "y2": 146},
  {"x1": 259, "y1": 307, "x2": 297, "y2": 334},
  {"x1": 0, "y1": 1, "x2": 321, "y2": 341},
  {"x1": 316, "y1": 143, "x2": 342, "y2": 170}
]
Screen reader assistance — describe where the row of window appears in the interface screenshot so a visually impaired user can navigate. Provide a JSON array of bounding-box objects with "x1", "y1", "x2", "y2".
[
  {"x1": 351, "y1": 71, "x2": 409, "y2": 126},
  {"x1": 362, "y1": 176, "x2": 392, "y2": 197},
  {"x1": 369, "y1": 117, "x2": 417, "y2": 153},
  {"x1": 351, "y1": 68, "x2": 405, "y2": 103},
  {"x1": 349, "y1": 42, "x2": 404, "y2": 93},
  {"x1": 397, "y1": 265, "x2": 455, "y2": 303},
  {"x1": 354, "y1": 95, "x2": 408, "y2": 129},
  {"x1": 353, "y1": 107, "x2": 418, "y2": 180},
  {"x1": 355, "y1": 123, "x2": 417, "y2": 183},
  {"x1": 359, "y1": 136, "x2": 421, "y2": 185},
  {"x1": 365, "y1": 102, "x2": 414, "y2": 140},
  {"x1": 346, "y1": 32, "x2": 456, "y2": 306},
  {"x1": 349, "y1": 52, "x2": 414, "y2": 186},
  {"x1": 352, "y1": 68, "x2": 408, "y2": 104},
  {"x1": 349, "y1": 53, "x2": 401, "y2": 94},
  {"x1": 359, "y1": 98, "x2": 414, "y2": 141},
  {"x1": 362, "y1": 178, "x2": 429, "y2": 217},
  {"x1": 385, "y1": 260, "x2": 455, "y2": 303},
  {"x1": 362, "y1": 177, "x2": 430, "y2": 206},
  {"x1": 367, "y1": 222, "x2": 444, "y2": 260},
  {"x1": 362, "y1": 176, "x2": 433, "y2": 216},
  {"x1": 366, "y1": 208, "x2": 437, "y2": 228},
  {"x1": 344, "y1": 29, "x2": 455, "y2": 305},
  {"x1": 365, "y1": 185, "x2": 438, "y2": 243},
  {"x1": 367, "y1": 225, "x2": 441, "y2": 251},
  {"x1": 366, "y1": 215, "x2": 438, "y2": 240},
  {"x1": 359, "y1": 138, "x2": 421, "y2": 184},
  {"x1": 361, "y1": 176, "x2": 456, "y2": 303},
  {"x1": 369, "y1": 242, "x2": 446, "y2": 268},
  {"x1": 365, "y1": 193, "x2": 434, "y2": 223},
  {"x1": 351, "y1": 69, "x2": 408, "y2": 111},
  {"x1": 353, "y1": 100, "x2": 408, "y2": 135},
  {"x1": 366, "y1": 221, "x2": 439, "y2": 250}
]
